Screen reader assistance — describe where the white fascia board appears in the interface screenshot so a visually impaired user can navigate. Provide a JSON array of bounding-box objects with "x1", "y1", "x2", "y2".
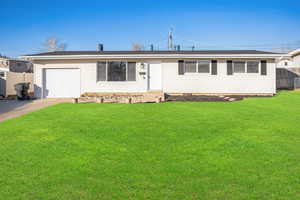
[
  {"x1": 0, "y1": 67, "x2": 9, "y2": 72},
  {"x1": 289, "y1": 48, "x2": 300, "y2": 56},
  {"x1": 22, "y1": 53, "x2": 285, "y2": 60}
]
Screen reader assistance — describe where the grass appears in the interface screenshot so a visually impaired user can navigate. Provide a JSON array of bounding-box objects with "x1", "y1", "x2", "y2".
[{"x1": 0, "y1": 91, "x2": 300, "y2": 199}]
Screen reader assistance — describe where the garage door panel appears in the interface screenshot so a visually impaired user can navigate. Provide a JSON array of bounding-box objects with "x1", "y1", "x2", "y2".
[{"x1": 44, "y1": 69, "x2": 80, "y2": 98}]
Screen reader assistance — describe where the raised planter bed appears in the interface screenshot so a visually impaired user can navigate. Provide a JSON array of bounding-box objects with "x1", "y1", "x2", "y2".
[{"x1": 76, "y1": 92, "x2": 164, "y2": 104}]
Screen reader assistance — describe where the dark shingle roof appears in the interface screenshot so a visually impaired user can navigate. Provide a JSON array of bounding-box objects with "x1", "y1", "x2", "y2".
[{"x1": 24, "y1": 50, "x2": 280, "y2": 56}]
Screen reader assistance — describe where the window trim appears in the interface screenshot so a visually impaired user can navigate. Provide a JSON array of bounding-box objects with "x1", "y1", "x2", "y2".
[{"x1": 97, "y1": 61, "x2": 137, "y2": 82}]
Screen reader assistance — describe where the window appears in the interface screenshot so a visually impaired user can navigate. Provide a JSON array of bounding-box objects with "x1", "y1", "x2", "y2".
[
  {"x1": 185, "y1": 61, "x2": 197, "y2": 73},
  {"x1": 247, "y1": 61, "x2": 259, "y2": 73},
  {"x1": 108, "y1": 62, "x2": 127, "y2": 81},
  {"x1": 97, "y1": 61, "x2": 136, "y2": 82},
  {"x1": 183, "y1": 60, "x2": 211, "y2": 74},
  {"x1": 198, "y1": 61, "x2": 210, "y2": 73},
  {"x1": 233, "y1": 61, "x2": 246, "y2": 73},
  {"x1": 228, "y1": 60, "x2": 266, "y2": 75},
  {"x1": 0, "y1": 72, "x2": 5, "y2": 77}
]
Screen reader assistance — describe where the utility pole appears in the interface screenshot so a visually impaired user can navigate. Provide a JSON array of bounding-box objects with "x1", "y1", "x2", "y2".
[{"x1": 168, "y1": 28, "x2": 173, "y2": 50}]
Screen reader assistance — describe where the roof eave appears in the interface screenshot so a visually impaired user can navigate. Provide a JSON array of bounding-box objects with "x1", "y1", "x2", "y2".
[
  {"x1": 0, "y1": 67, "x2": 9, "y2": 72},
  {"x1": 21, "y1": 53, "x2": 285, "y2": 61},
  {"x1": 289, "y1": 48, "x2": 300, "y2": 57}
]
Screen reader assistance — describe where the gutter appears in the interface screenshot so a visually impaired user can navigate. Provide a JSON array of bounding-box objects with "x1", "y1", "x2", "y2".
[
  {"x1": 289, "y1": 49, "x2": 300, "y2": 57},
  {"x1": 21, "y1": 53, "x2": 286, "y2": 61},
  {"x1": 0, "y1": 67, "x2": 9, "y2": 72}
]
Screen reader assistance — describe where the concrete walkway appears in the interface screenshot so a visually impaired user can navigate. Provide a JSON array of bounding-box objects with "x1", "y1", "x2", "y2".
[{"x1": 0, "y1": 99, "x2": 72, "y2": 122}]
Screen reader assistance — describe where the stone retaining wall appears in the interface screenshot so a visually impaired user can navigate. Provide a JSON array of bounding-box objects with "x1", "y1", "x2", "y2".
[{"x1": 78, "y1": 91, "x2": 164, "y2": 103}]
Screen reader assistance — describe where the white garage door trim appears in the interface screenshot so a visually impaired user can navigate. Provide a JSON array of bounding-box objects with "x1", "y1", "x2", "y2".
[{"x1": 43, "y1": 68, "x2": 81, "y2": 98}]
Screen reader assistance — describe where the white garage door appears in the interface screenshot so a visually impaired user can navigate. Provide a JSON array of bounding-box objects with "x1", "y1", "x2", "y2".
[{"x1": 43, "y1": 68, "x2": 80, "y2": 98}]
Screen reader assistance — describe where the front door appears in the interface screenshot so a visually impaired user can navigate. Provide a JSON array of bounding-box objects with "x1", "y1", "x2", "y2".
[{"x1": 148, "y1": 61, "x2": 162, "y2": 90}]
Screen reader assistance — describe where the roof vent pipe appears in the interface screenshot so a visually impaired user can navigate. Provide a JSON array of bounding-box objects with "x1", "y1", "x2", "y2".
[
  {"x1": 150, "y1": 44, "x2": 154, "y2": 51},
  {"x1": 98, "y1": 44, "x2": 104, "y2": 51}
]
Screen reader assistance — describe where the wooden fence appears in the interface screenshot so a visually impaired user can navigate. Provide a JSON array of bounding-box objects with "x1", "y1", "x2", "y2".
[{"x1": 2, "y1": 72, "x2": 33, "y2": 97}]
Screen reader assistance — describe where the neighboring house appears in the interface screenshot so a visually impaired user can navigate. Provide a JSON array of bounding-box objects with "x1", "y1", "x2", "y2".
[
  {"x1": 276, "y1": 48, "x2": 300, "y2": 89},
  {"x1": 289, "y1": 48, "x2": 300, "y2": 68},
  {"x1": 0, "y1": 57, "x2": 33, "y2": 73},
  {"x1": 22, "y1": 50, "x2": 284, "y2": 99},
  {"x1": 0, "y1": 57, "x2": 33, "y2": 98},
  {"x1": 276, "y1": 57, "x2": 294, "y2": 69},
  {"x1": 276, "y1": 48, "x2": 300, "y2": 69},
  {"x1": 0, "y1": 67, "x2": 9, "y2": 98}
]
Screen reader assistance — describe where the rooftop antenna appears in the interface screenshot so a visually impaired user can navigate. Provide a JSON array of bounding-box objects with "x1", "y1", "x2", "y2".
[{"x1": 168, "y1": 28, "x2": 174, "y2": 50}]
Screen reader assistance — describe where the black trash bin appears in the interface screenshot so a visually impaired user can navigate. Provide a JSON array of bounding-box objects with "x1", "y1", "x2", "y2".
[{"x1": 15, "y1": 83, "x2": 30, "y2": 100}]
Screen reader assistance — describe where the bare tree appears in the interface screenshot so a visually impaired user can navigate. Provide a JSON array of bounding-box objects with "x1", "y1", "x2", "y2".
[
  {"x1": 43, "y1": 37, "x2": 67, "y2": 52},
  {"x1": 0, "y1": 54, "x2": 9, "y2": 59},
  {"x1": 132, "y1": 43, "x2": 144, "y2": 51}
]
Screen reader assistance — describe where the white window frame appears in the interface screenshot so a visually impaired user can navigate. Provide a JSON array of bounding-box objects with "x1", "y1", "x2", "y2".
[
  {"x1": 246, "y1": 60, "x2": 260, "y2": 74},
  {"x1": 184, "y1": 60, "x2": 211, "y2": 74},
  {"x1": 184, "y1": 60, "x2": 197, "y2": 73},
  {"x1": 232, "y1": 60, "x2": 261, "y2": 75},
  {"x1": 197, "y1": 60, "x2": 211, "y2": 73},
  {"x1": 97, "y1": 61, "x2": 137, "y2": 82},
  {"x1": 233, "y1": 60, "x2": 246, "y2": 73}
]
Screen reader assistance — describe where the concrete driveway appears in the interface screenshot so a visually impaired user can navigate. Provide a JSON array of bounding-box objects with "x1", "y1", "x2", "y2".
[{"x1": 0, "y1": 99, "x2": 72, "y2": 122}]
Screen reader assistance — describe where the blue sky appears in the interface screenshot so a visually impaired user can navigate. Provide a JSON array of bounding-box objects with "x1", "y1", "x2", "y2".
[{"x1": 1, "y1": 0, "x2": 300, "y2": 57}]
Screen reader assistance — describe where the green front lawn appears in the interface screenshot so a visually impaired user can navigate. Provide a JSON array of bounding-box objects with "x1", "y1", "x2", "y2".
[{"x1": 0, "y1": 91, "x2": 300, "y2": 199}]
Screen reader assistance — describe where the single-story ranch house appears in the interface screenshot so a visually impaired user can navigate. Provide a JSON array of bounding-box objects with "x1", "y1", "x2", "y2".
[{"x1": 23, "y1": 50, "x2": 285, "y2": 100}]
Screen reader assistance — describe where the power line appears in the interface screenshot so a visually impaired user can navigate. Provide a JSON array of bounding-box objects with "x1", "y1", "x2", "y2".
[{"x1": 139, "y1": 29, "x2": 300, "y2": 52}]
